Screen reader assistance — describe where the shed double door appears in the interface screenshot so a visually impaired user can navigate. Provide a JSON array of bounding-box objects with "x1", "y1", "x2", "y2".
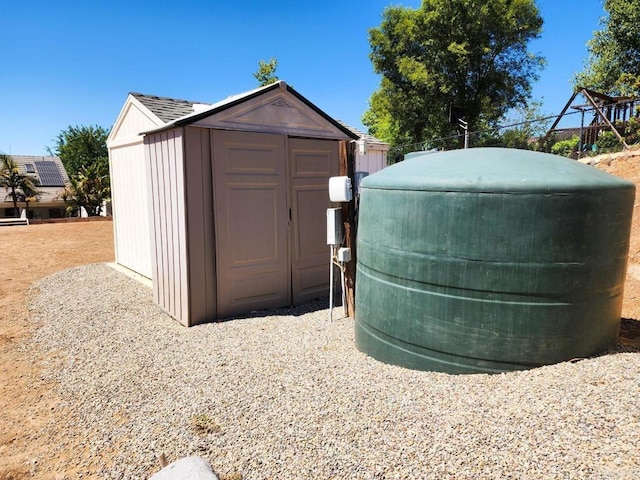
[{"x1": 212, "y1": 131, "x2": 338, "y2": 318}]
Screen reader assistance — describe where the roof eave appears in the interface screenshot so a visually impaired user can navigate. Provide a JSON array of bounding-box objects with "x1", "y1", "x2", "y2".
[
  {"x1": 141, "y1": 81, "x2": 359, "y2": 140},
  {"x1": 141, "y1": 82, "x2": 282, "y2": 135},
  {"x1": 285, "y1": 84, "x2": 359, "y2": 140}
]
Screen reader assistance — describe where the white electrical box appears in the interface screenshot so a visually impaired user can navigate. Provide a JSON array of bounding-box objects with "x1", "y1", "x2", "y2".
[
  {"x1": 337, "y1": 247, "x2": 351, "y2": 262},
  {"x1": 356, "y1": 138, "x2": 368, "y2": 156},
  {"x1": 329, "y1": 176, "x2": 353, "y2": 202},
  {"x1": 327, "y1": 208, "x2": 342, "y2": 245}
]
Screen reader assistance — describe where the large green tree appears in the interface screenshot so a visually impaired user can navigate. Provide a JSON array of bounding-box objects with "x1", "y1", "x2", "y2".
[
  {"x1": 49, "y1": 125, "x2": 110, "y2": 177},
  {"x1": 574, "y1": 0, "x2": 640, "y2": 96},
  {"x1": 59, "y1": 158, "x2": 111, "y2": 217},
  {"x1": 0, "y1": 154, "x2": 41, "y2": 217},
  {"x1": 363, "y1": 0, "x2": 545, "y2": 149},
  {"x1": 49, "y1": 125, "x2": 111, "y2": 217}
]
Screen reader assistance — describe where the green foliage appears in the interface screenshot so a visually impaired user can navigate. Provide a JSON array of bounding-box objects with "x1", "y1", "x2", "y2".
[
  {"x1": 624, "y1": 116, "x2": 640, "y2": 145},
  {"x1": 362, "y1": 79, "x2": 416, "y2": 149},
  {"x1": 550, "y1": 135, "x2": 579, "y2": 158},
  {"x1": 478, "y1": 128, "x2": 532, "y2": 150},
  {"x1": 49, "y1": 125, "x2": 110, "y2": 178},
  {"x1": 574, "y1": 0, "x2": 640, "y2": 96},
  {"x1": 60, "y1": 158, "x2": 110, "y2": 217},
  {"x1": 191, "y1": 414, "x2": 221, "y2": 435},
  {"x1": 254, "y1": 57, "x2": 279, "y2": 87},
  {"x1": 0, "y1": 154, "x2": 42, "y2": 217},
  {"x1": 536, "y1": 132, "x2": 559, "y2": 153},
  {"x1": 594, "y1": 131, "x2": 624, "y2": 154},
  {"x1": 476, "y1": 101, "x2": 550, "y2": 149},
  {"x1": 363, "y1": 0, "x2": 545, "y2": 149}
]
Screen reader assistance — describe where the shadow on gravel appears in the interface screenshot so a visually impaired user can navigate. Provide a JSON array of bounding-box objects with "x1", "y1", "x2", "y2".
[
  {"x1": 618, "y1": 317, "x2": 640, "y2": 351},
  {"x1": 216, "y1": 297, "x2": 332, "y2": 322},
  {"x1": 209, "y1": 301, "x2": 640, "y2": 355}
]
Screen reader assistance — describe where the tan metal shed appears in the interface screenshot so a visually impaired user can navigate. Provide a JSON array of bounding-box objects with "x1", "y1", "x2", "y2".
[{"x1": 139, "y1": 81, "x2": 357, "y2": 325}]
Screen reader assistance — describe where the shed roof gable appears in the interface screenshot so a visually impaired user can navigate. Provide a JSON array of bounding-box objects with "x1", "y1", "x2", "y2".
[
  {"x1": 141, "y1": 81, "x2": 358, "y2": 140},
  {"x1": 107, "y1": 94, "x2": 167, "y2": 147},
  {"x1": 189, "y1": 87, "x2": 353, "y2": 140}
]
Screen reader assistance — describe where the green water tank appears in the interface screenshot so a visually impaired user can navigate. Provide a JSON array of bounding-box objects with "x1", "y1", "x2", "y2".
[{"x1": 355, "y1": 147, "x2": 635, "y2": 374}]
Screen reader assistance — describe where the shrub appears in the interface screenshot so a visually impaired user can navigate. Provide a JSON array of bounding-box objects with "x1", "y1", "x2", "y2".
[
  {"x1": 594, "y1": 131, "x2": 624, "y2": 154},
  {"x1": 625, "y1": 117, "x2": 640, "y2": 145},
  {"x1": 551, "y1": 135, "x2": 579, "y2": 157}
]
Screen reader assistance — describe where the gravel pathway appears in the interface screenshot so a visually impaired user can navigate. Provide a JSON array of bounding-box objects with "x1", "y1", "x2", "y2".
[{"x1": 27, "y1": 263, "x2": 640, "y2": 479}]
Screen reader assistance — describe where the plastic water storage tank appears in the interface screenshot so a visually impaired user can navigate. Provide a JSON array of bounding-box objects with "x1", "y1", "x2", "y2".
[{"x1": 355, "y1": 148, "x2": 635, "y2": 374}]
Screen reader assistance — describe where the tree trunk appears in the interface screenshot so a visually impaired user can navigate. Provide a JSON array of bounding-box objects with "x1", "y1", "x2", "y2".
[{"x1": 10, "y1": 188, "x2": 19, "y2": 218}]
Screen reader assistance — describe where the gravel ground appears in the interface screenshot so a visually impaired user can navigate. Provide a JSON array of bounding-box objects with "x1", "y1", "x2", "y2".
[{"x1": 27, "y1": 263, "x2": 640, "y2": 480}]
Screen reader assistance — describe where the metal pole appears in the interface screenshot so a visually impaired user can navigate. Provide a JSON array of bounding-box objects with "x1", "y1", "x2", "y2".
[
  {"x1": 329, "y1": 246, "x2": 334, "y2": 322},
  {"x1": 340, "y1": 263, "x2": 347, "y2": 315},
  {"x1": 459, "y1": 119, "x2": 469, "y2": 149},
  {"x1": 579, "y1": 109, "x2": 585, "y2": 156}
]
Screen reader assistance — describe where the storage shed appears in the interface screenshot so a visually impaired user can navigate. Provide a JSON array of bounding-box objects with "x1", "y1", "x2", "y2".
[{"x1": 108, "y1": 81, "x2": 361, "y2": 325}]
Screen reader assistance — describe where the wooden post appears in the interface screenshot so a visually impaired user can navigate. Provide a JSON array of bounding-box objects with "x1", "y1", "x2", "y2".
[
  {"x1": 339, "y1": 140, "x2": 357, "y2": 318},
  {"x1": 582, "y1": 88, "x2": 630, "y2": 149}
]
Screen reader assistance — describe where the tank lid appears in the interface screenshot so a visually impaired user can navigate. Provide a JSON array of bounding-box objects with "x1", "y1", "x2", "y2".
[{"x1": 362, "y1": 147, "x2": 635, "y2": 193}]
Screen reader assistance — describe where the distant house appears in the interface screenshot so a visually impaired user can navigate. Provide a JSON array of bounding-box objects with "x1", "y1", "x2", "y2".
[
  {"x1": 336, "y1": 121, "x2": 389, "y2": 193},
  {"x1": 0, "y1": 155, "x2": 69, "y2": 219}
]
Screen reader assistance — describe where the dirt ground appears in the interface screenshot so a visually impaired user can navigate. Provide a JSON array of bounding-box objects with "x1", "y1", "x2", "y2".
[
  {"x1": 2, "y1": 153, "x2": 640, "y2": 479},
  {"x1": 0, "y1": 220, "x2": 115, "y2": 479}
]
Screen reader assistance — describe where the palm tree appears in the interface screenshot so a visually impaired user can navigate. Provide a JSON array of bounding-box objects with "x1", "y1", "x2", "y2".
[{"x1": 0, "y1": 154, "x2": 42, "y2": 218}]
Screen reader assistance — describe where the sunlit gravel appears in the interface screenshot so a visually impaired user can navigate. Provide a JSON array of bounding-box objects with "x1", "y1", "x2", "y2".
[{"x1": 28, "y1": 263, "x2": 640, "y2": 479}]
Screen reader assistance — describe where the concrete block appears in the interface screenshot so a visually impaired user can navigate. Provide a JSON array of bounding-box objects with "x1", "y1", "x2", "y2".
[{"x1": 149, "y1": 456, "x2": 219, "y2": 480}]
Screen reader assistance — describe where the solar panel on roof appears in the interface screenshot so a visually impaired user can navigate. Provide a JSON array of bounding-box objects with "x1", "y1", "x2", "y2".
[{"x1": 34, "y1": 161, "x2": 66, "y2": 186}]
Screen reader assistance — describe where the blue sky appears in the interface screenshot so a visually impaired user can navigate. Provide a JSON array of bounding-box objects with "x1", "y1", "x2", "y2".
[{"x1": 2, "y1": 0, "x2": 605, "y2": 156}]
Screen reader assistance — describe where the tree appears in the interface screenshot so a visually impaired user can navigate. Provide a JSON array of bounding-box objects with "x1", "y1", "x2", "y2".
[
  {"x1": 476, "y1": 100, "x2": 550, "y2": 149},
  {"x1": 0, "y1": 154, "x2": 41, "y2": 218},
  {"x1": 363, "y1": 0, "x2": 545, "y2": 149},
  {"x1": 574, "y1": 0, "x2": 640, "y2": 96},
  {"x1": 254, "y1": 57, "x2": 279, "y2": 86},
  {"x1": 49, "y1": 125, "x2": 111, "y2": 217},
  {"x1": 49, "y1": 125, "x2": 110, "y2": 178},
  {"x1": 59, "y1": 158, "x2": 111, "y2": 217}
]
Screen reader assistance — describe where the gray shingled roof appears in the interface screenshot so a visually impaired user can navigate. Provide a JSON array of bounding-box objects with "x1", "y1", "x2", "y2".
[
  {"x1": 131, "y1": 92, "x2": 199, "y2": 123},
  {"x1": 335, "y1": 121, "x2": 388, "y2": 146}
]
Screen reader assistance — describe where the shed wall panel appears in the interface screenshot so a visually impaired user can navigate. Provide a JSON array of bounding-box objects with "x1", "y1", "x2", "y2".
[
  {"x1": 355, "y1": 149, "x2": 387, "y2": 193},
  {"x1": 184, "y1": 127, "x2": 217, "y2": 325},
  {"x1": 109, "y1": 141, "x2": 153, "y2": 278},
  {"x1": 145, "y1": 129, "x2": 190, "y2": 325},
  {"x1": 147, "y1": 138, "x2": 162, "y2": 306}
]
